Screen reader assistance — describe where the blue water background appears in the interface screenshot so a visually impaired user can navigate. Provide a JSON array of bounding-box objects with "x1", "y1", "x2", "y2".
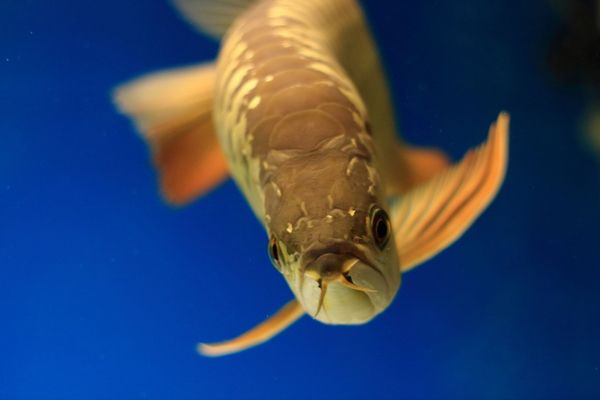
[{"x1": 1, "y1": 0, "x2": 599, "y2": 398}]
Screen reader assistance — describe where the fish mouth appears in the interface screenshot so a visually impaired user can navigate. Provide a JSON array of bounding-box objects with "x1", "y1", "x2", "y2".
[
  {"x1": 299, "y1": 246, "x2": 388, "y2": 323},
  {"x1": 302, "y1": 242, "x2": 383, "y2": 279}
]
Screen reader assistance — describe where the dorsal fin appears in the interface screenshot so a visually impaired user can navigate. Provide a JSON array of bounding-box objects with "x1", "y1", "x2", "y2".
[{"x1": 172, "y1": 0, "x2": 258, "y2": 38}]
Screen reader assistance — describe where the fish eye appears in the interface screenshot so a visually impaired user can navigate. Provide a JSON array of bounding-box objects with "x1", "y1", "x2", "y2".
[
  {"x1": 268, "y1": 235, "x2": 282, "y2": 271},
  {"x1": 370, "y1": 207, "x2": 391, "y2": 250}
]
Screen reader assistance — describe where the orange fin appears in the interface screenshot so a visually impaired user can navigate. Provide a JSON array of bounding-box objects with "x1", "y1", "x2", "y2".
[
  {"x1": 391, "y1": 112, "x2": 509, "y2": 272},
  {"x1": 385, "y1": 142, "x2": 450, "y2": 195},
  {"x1": 399, "y1": 145, "x2": 450, "y2": 191},
  {"x1": 113, "y1": 63, "x2": 228, "y2": 205},
  {"x1": 198, "y1": 300, "x2": 305, "y2": 357}
]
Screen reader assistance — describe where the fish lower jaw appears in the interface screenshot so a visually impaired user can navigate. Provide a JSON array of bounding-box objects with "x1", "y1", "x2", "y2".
[{"x1": 299, "y1": 280, "x2": 384, "y2": 325}]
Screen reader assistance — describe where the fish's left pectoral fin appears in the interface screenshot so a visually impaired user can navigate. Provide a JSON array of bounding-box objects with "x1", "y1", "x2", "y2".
[
  {"x1": 198, "y1": 299, "x2": 305, "y2": 357},
  {"x1": 113, "y1": 63, "x2": 229, "y2": 206},
  {"x1": 391, "y1": 112, "x2": 509, "y2": 272}
]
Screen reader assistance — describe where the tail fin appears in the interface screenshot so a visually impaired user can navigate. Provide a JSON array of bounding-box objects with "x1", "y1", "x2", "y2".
[
  {"x1": 113, "y1": 63, "x2": 229, "y2": 205},
  {"x1": 172, "y1": 0, "x2": 258, "y2": 38}
]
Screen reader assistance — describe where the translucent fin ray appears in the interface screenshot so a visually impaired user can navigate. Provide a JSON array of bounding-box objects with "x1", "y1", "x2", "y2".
[
  {"x1": 198, "y1": 300, "x2": 305, "y2": 357},
  {"x1": 391, "y1": 113, "x2": 509, "y2": 272},
  {"x1": 113, "y1": 63, "x2": 229, "y2": 205},
  {"x1": 172, "y1": 0, "x2": 258, "y2": 38}
]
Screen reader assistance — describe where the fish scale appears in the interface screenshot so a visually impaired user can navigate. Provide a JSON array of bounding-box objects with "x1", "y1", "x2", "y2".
[{"x1": 214, "y1": 0, "x2": 374, "y2": 224}]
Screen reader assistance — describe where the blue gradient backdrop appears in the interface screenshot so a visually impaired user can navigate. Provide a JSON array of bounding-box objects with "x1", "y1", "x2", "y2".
[{"x1": 1, "y1": 0, "x2": 599, "y2": 398}]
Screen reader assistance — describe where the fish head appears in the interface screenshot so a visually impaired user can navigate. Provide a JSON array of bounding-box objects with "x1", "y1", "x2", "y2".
[{"x1": 264, "y1": 151, "x2": 401, "y2": 324}]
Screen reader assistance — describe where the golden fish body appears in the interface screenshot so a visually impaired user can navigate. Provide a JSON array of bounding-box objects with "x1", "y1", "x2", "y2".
[
  {"x1": 213, "y1": 0, "x2": 401, "y2": 324},
  {"x1": 113, "y1": 0, "x2": 509, "y2": 356}
]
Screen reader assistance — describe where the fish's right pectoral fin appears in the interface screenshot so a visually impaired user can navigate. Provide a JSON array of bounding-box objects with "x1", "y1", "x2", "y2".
[
  {"x1": 198, "y1": 300, "x2": 305, "y2": 357},
  {"x1": 113, "y1": 63, "x2": 228, "y2": 206},
  {"x1": 391, "y1": 112, "x2": 509, "y2": 272}
]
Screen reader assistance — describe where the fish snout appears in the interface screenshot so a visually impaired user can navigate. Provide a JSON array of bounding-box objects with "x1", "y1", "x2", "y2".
[
  {"x1": 301, "y1": 254, "x2": 389, "y2": 324},
  {"x1": 304, "y1": 253, "x2": 348, "y2": 281}
]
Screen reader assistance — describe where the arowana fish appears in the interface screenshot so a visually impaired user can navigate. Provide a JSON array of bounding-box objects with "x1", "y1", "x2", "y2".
[{"x1": 113, "y1": 0, "x2": 509, "y2": 357}]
